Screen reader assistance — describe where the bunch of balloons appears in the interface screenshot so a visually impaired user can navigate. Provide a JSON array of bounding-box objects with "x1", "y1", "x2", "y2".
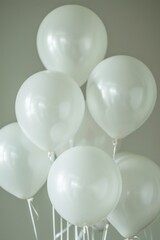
[{"x1": 0, "y1": 4, "x2": 160, "y2": 240}]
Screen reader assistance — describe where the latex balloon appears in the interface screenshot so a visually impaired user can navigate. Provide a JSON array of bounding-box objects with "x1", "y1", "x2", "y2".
[
  {"x1": 87, "y1": 55, "x2": 157, "y2": 139},
  {"x1": 55, "y1": 102, "x2": 113, "y2": 156},
  {"x1": 107, "y1": 153, "x2": 160, "y2": 238},
  {"x1": 15, "y1": 71, "x2": 85, "y2": 152},
  {"x1": 37, "y1": 5, "x2": 108, "y2": 86},
  {"x1": 47, "y1": 146, "x2": 122, "y2": 227},
  {"x1": 0, "y1": 123, "x2": 51, "y2": 199}
]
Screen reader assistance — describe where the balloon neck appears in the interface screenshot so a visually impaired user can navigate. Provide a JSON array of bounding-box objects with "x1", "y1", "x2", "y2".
[
  {"x1": 48, "y1": 151, "x2": 55, "y2": 163},
  {"x1": 112, "y1": 138, "x2": 119, "y2": 146},
  {"x1": 125, "y1": 236, "x2": 140, "y2": 240},
  {"x1": 112, "y1": 138, "x2": 120, "y2": 161},
  {"x1": 105, "y1": 222, "x2": 110, "y2": 230}
]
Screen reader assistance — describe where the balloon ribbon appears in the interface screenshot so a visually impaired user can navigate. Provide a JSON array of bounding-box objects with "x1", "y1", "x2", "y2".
[
  {"x1": 102, "y1": 223, "x2": 110, "y2": 240},
  {"x1": 55, "y1": 221, "x2": 72, "y2": 239},
  {"x1": 27, "y1": 198, "x2": 39, "y2": 240}
]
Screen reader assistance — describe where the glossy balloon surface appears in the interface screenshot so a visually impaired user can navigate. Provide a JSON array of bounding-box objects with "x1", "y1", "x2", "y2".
[
  {"x1": 15, "y1": 71, "x2": 85, "y2": 151},
  {"x1": 108, "y1": 153, "x2": 160, "y2": 238},
  {"x1": 48, "y1": 146, "x2": 122, "y2": 226},
  {"x1": 87, "y1": 55, "x2": 157, "y2": 139},
  {"x1": 0, "y1": 123, "x2": 51, "y2": 199},
  {"x1": 55, "y1": 103, "x2": 113, "y2": 156},
  {"x1": 37, "y1": 5, "x2": 108, "y2": 86}
]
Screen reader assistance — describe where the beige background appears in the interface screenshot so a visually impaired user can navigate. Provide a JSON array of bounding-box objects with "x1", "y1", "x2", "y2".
[{"x1": 0, "y1": 0, "x2": 160, "y2": 239}]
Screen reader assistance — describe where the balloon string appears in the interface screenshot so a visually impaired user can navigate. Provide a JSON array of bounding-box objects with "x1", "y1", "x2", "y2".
[
  {"x1": 75, "y1": 226, "x2": 78, "y2": 240},
  {"x1": 143, "y1": 226, "x2": 153, "y2": 240},
  {"x1": 149, "y1": 226, "x2": 153, "y2": 240},
  {"x1": 55, "y1": 222, "x2": 72, "y2": 239},
  {"x1": 67, "y1": 221, "x2": 70, "y2": 240},
  {"x1": 112, "y1": 138, "x2": 118, "y2": 161},
  {"x1": 27, "y1": 198, "x2": 39, "y2": 240},
  {"x1": 102, "y1": 223, "x2": 110, "y2": 240},
  {"x1": 86, "y1": 226, "x2": 90, "y2": 240},
  {"x1": 91, "y1": 228, "x2": 95, "y2": 240},
  {"x1": 143, "y1": 229, "x2": 148, "y2": 240},
  {"x1": 48, "y1": 151, "x2": 56, "y2": 163},
  {"x1": 83, "y1": 227, "x2": 86, "y2": 240},
  {"x1": 60, "y1": 216, "x2": 63, "y2": 240},
  {"x1": 78, "y1": 230, "x2": 83, "y2": 240},
  {"x1": 82, "y1": 226, "x2": 89, "y2": 240},
  {"x1": 78, "y1": 227, "x2": 95, "y2": 240},
  {"x1": 52, "y1": 206, "x2": 56, "y2": 240}
]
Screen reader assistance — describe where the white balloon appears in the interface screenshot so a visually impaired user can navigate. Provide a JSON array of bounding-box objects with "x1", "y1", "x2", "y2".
[
  {"x1": 73, "y1": 103, "x2": 113, "y2": 154},
  {"x1": 37, "y1": 5, "x2": 108, "y2": 86},
  {"x1": 55, "y1": 102, "x2": 113, "y2": 156},
  {"x1": 15, "y1": 71, "x2": 85, "y2": 151},
  {"x1": 0, "y1": 123, "x2": 51, "y2": 199},
  {"x1": 47, "y1": 146, "x2": 122, "y2": 227},
  {"x1": 108, "y1": 153, "x2": 160, "y2": 238},
  {"x1": 87, "y1": 55, "x2": 157, "y2": 139}
]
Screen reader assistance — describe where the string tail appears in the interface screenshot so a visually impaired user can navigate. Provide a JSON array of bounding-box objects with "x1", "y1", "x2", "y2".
[
  {"x1": 86, "y1": 226, "x2": 90, "y2": 240},
  {"x1": 78, "y1": 229, "x2": 83, "y2": 240},
  {"x1": 91, "y1": 228, "x2": 95, "y2": 240},
  {"x1": 27, "y1": 198, "x2": 39, "y2": 240},
  {"x1": 67, "y1": 221, "x2": 70, "y2": 240},
  {"x1": 102, "y1": 223, "x2": 110, "y2": 240},
  {"x1": 52, "y1": 206, "x2": 56, "y2": 240},
  {"x1": 82, "y1": 226, "x2": 89, "y2": 240},
  {"x1": 75, "y1": 225, "x2": 78, "y2": 240},
  {"x1": 56, "y1": 221, "x2": 72, "y2": 239},
  {"x1": 60, "y1": 216, "x2": 63, "y2": 240},
  {"x1": 83, "y1": 227, "x2": 86, "y2": 240}
]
